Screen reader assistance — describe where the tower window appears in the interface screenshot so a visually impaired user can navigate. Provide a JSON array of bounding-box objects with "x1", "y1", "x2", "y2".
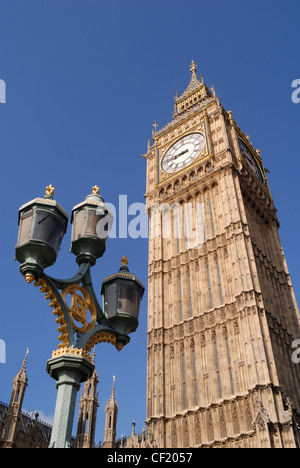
[
  {"x1": 174, "y1": 211, "x2": 181, "y2": 255},
  {"x1": 182, "y1": 352, "x2": 187, "y2": 410},
  {"x1": 85, "y1": 414, "x2": 89, "y2": 434},
  {"x1": 196, "y1": 202, "x2": 206, "y2": 247},
  {"x1": 216, "y1": 262, "x2": 224, "y2": 305},
  {"x1": 226, "y1": 339, "x2": 235, "y2": 395},
  {"x1": 207, "y1": 266, "x2": 213, "y2": 309},
  {"x1": 214, "y1": 342, "x2": 222, "y2": 399},
  {"x1": 188, "y1": 274, "x2": 193, "y2": 317},
  {"x1": 193, "y1": 351, "x2": 199, "y2": 406},
  {"x1": 208, "y1": 200, "x2": 215, "y2": 238},
  {"x1": 184, "y1": 203, "x2": 193, "y2": 250},
  {"x1": 179, "y1": 278, "x2": 183, "y2": 321}
]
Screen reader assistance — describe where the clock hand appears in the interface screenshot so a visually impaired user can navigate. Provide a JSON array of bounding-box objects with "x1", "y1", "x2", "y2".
[{"x1": 172, "y1": 149, "x2": 189, "y2": 160}]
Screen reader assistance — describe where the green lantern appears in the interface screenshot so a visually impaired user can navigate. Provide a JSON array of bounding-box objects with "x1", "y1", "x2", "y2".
[
  {"x1": 71, "y1": 186, "x2": 113, "y2": 266},
  {"x1": 15, "y1": 185, "x2": 68, "y2": 280},
  {"x1": 101, "y1": 257, "x2": 145, "y2": 335}
]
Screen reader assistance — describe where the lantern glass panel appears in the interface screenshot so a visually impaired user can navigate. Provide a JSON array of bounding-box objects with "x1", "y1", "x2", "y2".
[
  {"x1": 105, "y1": 283, "x2": 118, "y2": 318},
  {"x1": 86, "y1": 210, "x2": 111, "y2": 243},
  {"x1": 73, "y1": 209, "x2": 86, "y2": 241},
  {"x1": 86, "y1": 210, "x2": 102, "y2": 236},
  {"x1": 32, "y1": 211, "x2": 65, "y2": 253},
  {"x1": 119, "y1": 285, "x2": 141, "y2": 320},
  {"x1": 18, "y1": 209, "x2": 34, "y2": 246}
]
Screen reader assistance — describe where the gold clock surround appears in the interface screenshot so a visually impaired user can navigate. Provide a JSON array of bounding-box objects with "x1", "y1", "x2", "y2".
[{"x1": 158, "y1": 123, "x2": 211, "y2": 184}]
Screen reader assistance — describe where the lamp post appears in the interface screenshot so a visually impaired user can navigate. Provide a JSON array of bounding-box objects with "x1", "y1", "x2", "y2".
[{"x1": 15, "y1": 185, "x2": 145, "y2": 448}]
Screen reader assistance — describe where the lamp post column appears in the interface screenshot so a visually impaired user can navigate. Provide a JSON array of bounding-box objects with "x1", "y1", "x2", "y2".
[{"x1": 46, "y1": 353, "x2": 95, "y2": 448}]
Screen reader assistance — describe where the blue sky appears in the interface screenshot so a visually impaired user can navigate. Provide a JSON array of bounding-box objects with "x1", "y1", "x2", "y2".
[{"x1": 0, "y1": 0, "x2": 299, "y2": 444}]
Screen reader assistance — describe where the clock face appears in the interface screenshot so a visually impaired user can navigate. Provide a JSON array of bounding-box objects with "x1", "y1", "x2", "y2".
[
  {"x1": 238, "y1": 138, "x2": 264, "y2": 185},
  {"x1": 161, "y1": 133, "x2": 206, "y2": 174}
]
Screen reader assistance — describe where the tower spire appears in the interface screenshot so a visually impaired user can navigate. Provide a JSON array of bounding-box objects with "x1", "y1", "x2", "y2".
[
  {"x1": 21, "y1": 348, "x2": 29, "y2": 371},
  {"x1": 173, "y1": 61, "x2": 212, "y2": 117},
  {"x1": 0, "y1": 350, "x2": 29, "y2": 448},
  {"x1": 186, "y1": 60, "x2": 202, "y2": 91},
  {"x1": 75, "y1": 359, "x2": 99, "y2": 449},
  {"x1": 112, "y1": 375, "x2": 116, "y2": 396},
  {"x1": 103, "y1": 376, "x2": 119, "y2": 448}
]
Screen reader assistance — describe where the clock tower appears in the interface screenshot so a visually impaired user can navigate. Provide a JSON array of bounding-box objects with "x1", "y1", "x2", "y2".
[{"x1": 144, "y1": 62, "x2": 300, "y2": 448}]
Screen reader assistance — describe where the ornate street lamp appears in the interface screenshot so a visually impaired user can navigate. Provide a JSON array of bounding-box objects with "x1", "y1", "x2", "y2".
[{"x1": 15, "y1": 185, "x2": 145, "y2": 449}]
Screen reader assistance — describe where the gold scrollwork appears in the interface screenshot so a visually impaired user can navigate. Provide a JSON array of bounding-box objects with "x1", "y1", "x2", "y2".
[
  {"x1": 34, "y1": 278, "x2": 69, "y2": 348},
  {"x1": 85, "y1": 331, "x2": 119, "y2": 353},
  {"x1": 62, "y1": 284, "x2": 97, "y2": 334}
]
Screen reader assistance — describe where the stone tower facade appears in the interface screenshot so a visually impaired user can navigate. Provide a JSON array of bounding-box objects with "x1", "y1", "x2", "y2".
[
  {"x1": 144, "y1": 62, "x2": 300, "y2": 448},
  {"x1": 76, "y1": 352, "x2": 99, "y2": 449},
  {"x1": 0, "y1": 350, "x2": 29, "y2": 448}
]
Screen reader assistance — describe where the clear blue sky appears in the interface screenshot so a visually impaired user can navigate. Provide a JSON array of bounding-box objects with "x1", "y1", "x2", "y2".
[{"x1": 0, "y1": 0, "x2": 299, "y2": 444}]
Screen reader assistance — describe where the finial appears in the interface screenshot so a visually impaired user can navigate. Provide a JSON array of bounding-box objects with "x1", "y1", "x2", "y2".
[
  {"x1": 25, "y1": 274, "x2": 35, "y2": 284},
  {"x1": 153, "y1": 121, "x2": 158, "y2": 132},
  {"x1": 132, "y1": 420, "x2": 136, "y2": 436},
  {"x1": 21, "y1": 348, "x2": 29, "y2": 370},
  {"x1": 45, "y1": 185, "x2": 55, "y2": 198},
  {"x1": 121, "y1": 256, "x2": 129, "y2": 267},
  {"x1": 190, "y1": 60, "x2": 197, "y2": 73},
  {"x1": 210, "y1": 85, "x2": 216, "y2": 97},
  {"x1": 92, "y1": 185, "x2": 100, "y2": 195}
]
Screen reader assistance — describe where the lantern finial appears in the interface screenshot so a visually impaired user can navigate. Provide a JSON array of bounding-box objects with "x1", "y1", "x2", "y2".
[
  {"x1": 92, "y1": 185, "x2": 100, "y2": 195},
  {"x1": 45, "y1": 185, "x2": 55, "y2": 198}
]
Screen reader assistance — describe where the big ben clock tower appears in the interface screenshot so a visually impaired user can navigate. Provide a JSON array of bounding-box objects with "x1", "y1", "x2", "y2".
[{"x1": 143, "y1": 62, "x2": 300, "y2": 448}]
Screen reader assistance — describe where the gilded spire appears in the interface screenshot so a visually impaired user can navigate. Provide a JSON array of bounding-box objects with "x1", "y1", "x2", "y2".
[
  {"x1": 173, "y1": 61, "x2": 213, "y2": 117},
  {"x1": 183, "y1": 60, "x2": 203, "y2": 95}
]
